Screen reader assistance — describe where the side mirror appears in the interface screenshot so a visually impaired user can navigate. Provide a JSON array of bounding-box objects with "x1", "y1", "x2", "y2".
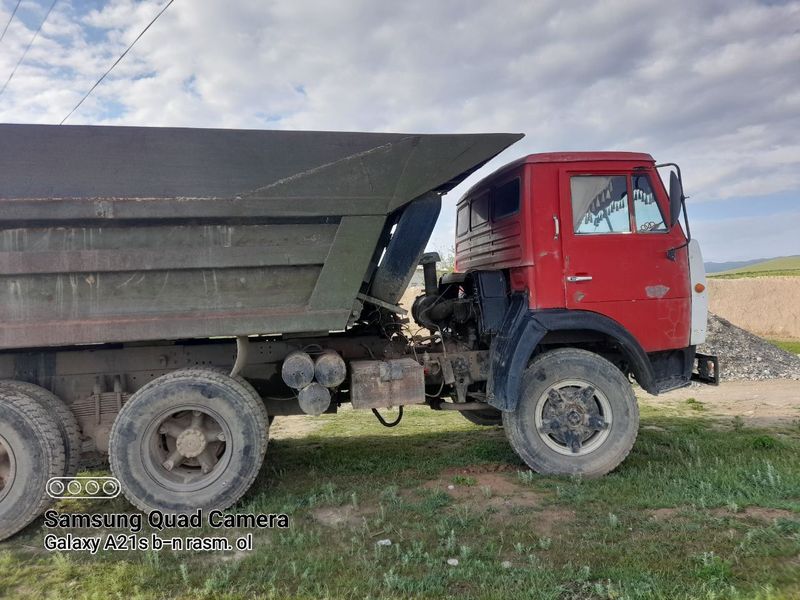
[{"x1": 669, "y1": 171, "x2": 683, "y2": 227}]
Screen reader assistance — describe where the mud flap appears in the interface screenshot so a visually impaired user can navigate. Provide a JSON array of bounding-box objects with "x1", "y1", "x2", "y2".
[{"x1": 486, "y1": 294, "x2": 547, "y2": 411}]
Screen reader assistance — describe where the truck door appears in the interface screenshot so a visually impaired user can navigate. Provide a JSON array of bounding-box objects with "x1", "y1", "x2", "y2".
[{"x1": 558, "y1": 167, "x2": 691, "y2": 352}]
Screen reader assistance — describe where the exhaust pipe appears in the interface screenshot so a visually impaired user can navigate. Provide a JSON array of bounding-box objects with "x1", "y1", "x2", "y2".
[{"x1": 420, "y1": 252, "x2": 440, "y2": 296}]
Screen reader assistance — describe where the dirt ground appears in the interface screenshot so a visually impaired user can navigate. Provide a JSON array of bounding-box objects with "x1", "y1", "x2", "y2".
[
  {"x1": 643, "y1": 379, "x2": 800, "y2": 427},
  {"x1": 708, "y1": 276, "x2": 800, "y2": 340}
]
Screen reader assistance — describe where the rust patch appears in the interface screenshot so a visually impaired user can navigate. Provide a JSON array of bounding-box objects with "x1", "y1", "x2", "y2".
[
  {"x1": 645, "y1": 285, "x2": 670, "y2": 298},
  {"x1": 350, "y1": 358, "x2": 425, "y2": 409}
]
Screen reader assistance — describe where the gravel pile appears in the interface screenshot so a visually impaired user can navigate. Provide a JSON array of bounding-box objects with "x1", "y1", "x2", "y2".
[{"x1": 699, "y1": 313, "x2": 800, "y2": 381}]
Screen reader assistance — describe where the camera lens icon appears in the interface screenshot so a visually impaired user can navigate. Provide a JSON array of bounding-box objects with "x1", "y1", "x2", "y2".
[
  {"x1": 46, "y1": 476, "x2": 122, "y2": 499},
  {"x1": 102, "y1": 479, "x2": 119, "y2": 496},
  {"x1": 47, "y1": 479, "x2": 65, "y2": 497}
]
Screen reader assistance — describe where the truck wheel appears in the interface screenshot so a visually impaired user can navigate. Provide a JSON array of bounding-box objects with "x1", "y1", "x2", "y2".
[
  {"x1": 0, "y1": 381, "x2": 82, "y2": 477},
  {"x1": 460, "y1": 408, "x2": 502, "y2": 426},
  {"x1": 109, "y1": 368, "x2": 268, "y2": 514},
  {"x1": 503, "y1": 348, "x2": 639, "y2": 478},
  {"x1": 0, "y1": 390, "x2": 66, "y2": 541}
]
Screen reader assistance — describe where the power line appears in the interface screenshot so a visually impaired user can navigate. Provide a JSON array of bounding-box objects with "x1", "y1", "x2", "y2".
[
  {"x1": 0, "y1": 0, "x2": 57, "y2": 98},
  {"x1": 0, "y1": 0, "x2": 23, "y2": 46},
  {"x1": 60, "y1": 0, "x2": 175, "y2": 125}
]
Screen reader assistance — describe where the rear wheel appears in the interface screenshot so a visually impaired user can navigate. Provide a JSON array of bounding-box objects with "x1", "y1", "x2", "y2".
[
  {"x1": 503, "y1": 348, "x2": 638, "y2": 477},
  {"x1": 0, "y1": 390, "x2": 65, "y2": 540},
  {"x1": 109, "y1": 368, "x2": 269, "y2": 514},
  {"x1": 0, "y1": 381, "x2": 81, "y2": 477},
  {"x1": 460, "y1": 408, "x2": 502, "y2": 426}
]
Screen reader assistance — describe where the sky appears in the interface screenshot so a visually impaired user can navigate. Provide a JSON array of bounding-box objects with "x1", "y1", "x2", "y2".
[{"x1": 0, "y1": 0, "x2": 797, "y2": 262}]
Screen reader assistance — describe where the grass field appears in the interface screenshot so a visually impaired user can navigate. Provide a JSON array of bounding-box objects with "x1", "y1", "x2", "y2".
[
  {"x1": 770, "y1": 340, "x2": 800, "y2": 354},
  {"x1": 2, "y1": 401, "x2": 799, "y2": 599},
  {"x1": 710, "y1": 256, "x2": 800, "y2": 279}
]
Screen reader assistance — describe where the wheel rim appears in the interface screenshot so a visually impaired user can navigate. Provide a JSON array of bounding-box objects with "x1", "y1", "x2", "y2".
[
  {"x1": 0, "y1": 433, "x2": 16, "y2": 503},
  {"x1": 533, "y1": 379, "x2": 612, "y2": 456},
  {"x1": 142, "y1": 405, "x2": 232, "y2": 493}
]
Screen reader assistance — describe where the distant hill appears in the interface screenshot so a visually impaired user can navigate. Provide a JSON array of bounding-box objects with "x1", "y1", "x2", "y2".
[
  {"x1": 709, "y1": 255, "x2": 800, "y2": 278},
  {"x1": 704, "y1": 258, "x2": 765, "y2": 274}
]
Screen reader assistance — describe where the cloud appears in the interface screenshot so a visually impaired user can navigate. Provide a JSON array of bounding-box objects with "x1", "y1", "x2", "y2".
[{"x1": 0, "y1": 0, "x2": 797, "y2": 261}]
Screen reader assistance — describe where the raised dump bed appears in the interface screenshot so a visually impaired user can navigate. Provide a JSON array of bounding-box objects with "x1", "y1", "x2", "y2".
[{"x1": 0, "y1": 124, "x2": 521, "y2": 350}]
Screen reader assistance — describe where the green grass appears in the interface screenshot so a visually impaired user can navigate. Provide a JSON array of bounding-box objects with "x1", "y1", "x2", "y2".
[
  {"x1": 710, "y1": 256, "x2": 800, "y2": 279},
  {"x1": 1, "y1": 403, "x2": 799, "y2": 599},
  {"x1": 770, "y1": 340, "x2": 800, "y2": 354},
  {"x1": 684, "y1": 397, "x2": 706, "y2": 412}
]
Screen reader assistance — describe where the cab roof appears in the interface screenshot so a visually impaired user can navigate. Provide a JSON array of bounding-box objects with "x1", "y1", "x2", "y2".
[
  {"x1": 460, "y1": 151, "x2": 655, "y2": 202},
  {"x1": 515, "y1": 151, "x2": 653, "y2": 165}
]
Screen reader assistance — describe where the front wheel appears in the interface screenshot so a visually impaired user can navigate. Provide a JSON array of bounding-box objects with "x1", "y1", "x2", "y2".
[{"x1": 503, "y1": 348, "x2": 639, "y2": 477}]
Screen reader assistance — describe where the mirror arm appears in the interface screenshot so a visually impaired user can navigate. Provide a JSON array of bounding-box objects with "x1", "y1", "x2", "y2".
[
  {"x1": 682, "y1": 197, "x2": 691, "y2": 241},
  {"x1": 655, "y1": 162, "x2": 683, "y2": 184}
]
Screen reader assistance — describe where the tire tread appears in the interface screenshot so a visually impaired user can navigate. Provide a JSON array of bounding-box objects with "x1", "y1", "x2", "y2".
[
  {"x1": 0, "y1": 391, "x2": 65, "y2": 540},
  {"x1": 0, "y1": 381, "x2": 81, "y2": 477}
]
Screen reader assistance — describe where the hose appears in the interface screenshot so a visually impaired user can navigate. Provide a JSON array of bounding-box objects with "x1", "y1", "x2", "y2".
[{"x1": 371, "y1": 406, "x2": 403, "y2": 427}]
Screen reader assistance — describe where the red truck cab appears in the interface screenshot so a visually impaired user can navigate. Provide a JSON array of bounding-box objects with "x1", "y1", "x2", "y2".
[
  {"x1": 448, "y1": 152, "x2": 716, "y2": 412},
  {"x1": 411, "y1": 151, "x2": 718, "y2": 476},
  {"x1": 456, "y1": 152, "x2": 720, "y2": 352},
  {"x1": 455, "y1": 152, "x2": 700, "y2": 352}
]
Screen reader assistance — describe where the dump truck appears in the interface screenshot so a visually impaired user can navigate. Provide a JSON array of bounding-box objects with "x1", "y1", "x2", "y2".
[{"x1": 0, "y1": 123, "x2": 718, "y2": 540}]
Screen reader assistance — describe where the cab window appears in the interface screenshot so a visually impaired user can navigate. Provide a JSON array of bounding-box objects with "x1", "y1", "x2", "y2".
[
  {"x1": 456, "y1": 204, "x2": 469, "y2": 236},
  {"x1": 632, "y1": 173, "x2": 667, "y2": 232},
  {"x1": 570, "y1": 175, "x2": 630, "y2": 234},
  {"x1": 492, "y1": 178, "x2": 520, "y2": 221},
  {"x1": 470, "y1": 192, "x2": 489, "y2": 228}
]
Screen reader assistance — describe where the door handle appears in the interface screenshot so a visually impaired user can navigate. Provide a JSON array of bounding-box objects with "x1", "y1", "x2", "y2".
[{"x1": 566, "y1": 275, "x2": 593, "y2": 283}]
